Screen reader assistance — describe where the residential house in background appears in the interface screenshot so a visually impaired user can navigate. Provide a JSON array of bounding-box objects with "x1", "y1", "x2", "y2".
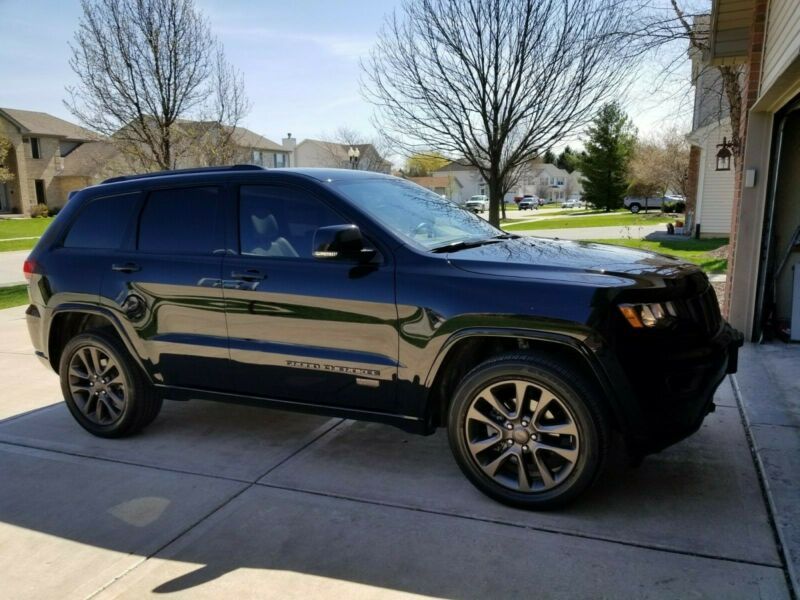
[
  {"x1": 134, "y1": 120, "x2": 293, "y2": 171},
  {"x1": 432, "y1": 160, "x2": 486, "y2": 204},
  {"x1": 406, "y1": 175, "x2": 462, "y2": 199},
  {"x1": 0, "y1": 109, "x2": 394, "y2": 213},
  {"x1": 515, "y1": 163, "x2": 579, "y2": 203},
  {"x1": 206, "y1": 126, "x2": 291, "y2": 169},
  {"x1": 0, "y1": 108, "x2": 98, "y2": 213},
  {"x1": 708, "y1": 0, "x2": 800, "y2": 343},
  {"x1": 433, "y1": 159, "x2": 582, "y2": 205},
  {"x1": 684, "y1": 15, "x2": 736, "y2": 238},
  {"x1": 292, "y1": 138, "x2": 391, "y2": 173}
]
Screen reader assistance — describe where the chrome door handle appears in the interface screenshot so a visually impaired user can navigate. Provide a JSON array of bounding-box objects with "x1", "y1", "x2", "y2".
[
  {"x1": 230, "y1": 270, "x2": 265, "y2": 281},
  {"x1": 112, "y1": 262, "x2": 141, "y2": 273}
]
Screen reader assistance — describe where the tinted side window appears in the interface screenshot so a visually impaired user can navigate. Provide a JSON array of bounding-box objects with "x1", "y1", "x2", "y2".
[
  {"x1": 64, "y1": 193, "x2": 139, "y2": 249},
  {"x1": 239, "y1": 185, "x2": 346, "y2": 259},
  {"x1": 138, "y1": 187, "x2": 220, "y2": 255}
]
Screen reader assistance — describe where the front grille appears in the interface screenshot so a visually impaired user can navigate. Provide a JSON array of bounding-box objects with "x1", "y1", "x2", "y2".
[{"x1": 682, "y1": 285, "x2": 722, "y2": 336}]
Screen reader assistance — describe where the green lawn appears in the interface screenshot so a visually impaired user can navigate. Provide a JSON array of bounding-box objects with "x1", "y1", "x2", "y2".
[
  {"x1": 589, "y1": 238, "x2": 730, "y2": 274},
  {"x1": 0, "y1": 285, "x2": 29, "y2": 309},
  {"x1": 504, "y1": 211, "x2": 671, "y2": 231},
  {"x1": 0, "y1": 217, "x2": 53, "y2": 252},
  {"x1": 541, "y1": 208, "x2": 628, "y2": 217}
]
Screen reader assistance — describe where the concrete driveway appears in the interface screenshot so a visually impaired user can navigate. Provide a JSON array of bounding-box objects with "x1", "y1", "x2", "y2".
[{"x1": 0, "y1": 305, "x2": 791, "y2": 599}]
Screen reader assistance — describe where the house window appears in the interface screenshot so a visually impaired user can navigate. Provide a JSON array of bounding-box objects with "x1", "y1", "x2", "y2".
[
  {"x1": 30, "y1": 138, "x2": 41, "y2": 159},
  {"x1": 252, "y1": 150, "x2": 262, "y2": 165},
  {"x1": 274, "y1": 153, "x2": 287, "y2": 168},
  {"x1": 34, "y1": 179, "x2": 46, "y2": 204}
]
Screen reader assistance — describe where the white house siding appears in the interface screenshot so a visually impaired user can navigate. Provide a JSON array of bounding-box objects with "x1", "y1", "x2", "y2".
[
  {"x1": 697, "y1": 122, "x2": 736, "y2": 236},
  {"x1": 431, "y1": 167, "x2": 485, "y2": 204},
  {"x1": 762, "y1": 0, "x2": 800, "y2": 94}
]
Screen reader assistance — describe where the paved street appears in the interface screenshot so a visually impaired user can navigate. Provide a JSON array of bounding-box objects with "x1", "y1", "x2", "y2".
[
  {"x1": 515, "y1": 224, "x2": 665, "y2": 240},
  {"x1": 0, "y1": 250, "x2": 28, "y2": 286},
  {"x1": 0, "y1": 304, "x2": 794, "y2": 599}
]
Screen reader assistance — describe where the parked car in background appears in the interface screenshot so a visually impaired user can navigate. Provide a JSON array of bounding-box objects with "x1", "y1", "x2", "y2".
[
  {"x1": 561, "y1": 198, "x2": 583, "y2": 209},
  {"x1": 518, "y1": 195, "x2": 539, "y2": 210},
  {"x1": 624, "y1": 196, "x2": 664, "y2": 213},
  {"x1": 466, "y1": 195, "x2": 489, "y2": 214}
]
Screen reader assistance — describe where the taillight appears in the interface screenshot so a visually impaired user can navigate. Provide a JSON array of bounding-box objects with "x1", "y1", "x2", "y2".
[{"x1": 23, "y1": 259, "x2": 37, "y2": 281}]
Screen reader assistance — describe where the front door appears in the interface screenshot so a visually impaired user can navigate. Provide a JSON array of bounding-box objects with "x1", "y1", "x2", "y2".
[
  {"x1": 0, "y1": 183, "x2": 9, "y2": 212},
  {"x1": 222, "y1": 183, "x2": 398, "y2": 412},
  {"x1": 100, "y1": 185, "x2": 229, "y2": 390}
]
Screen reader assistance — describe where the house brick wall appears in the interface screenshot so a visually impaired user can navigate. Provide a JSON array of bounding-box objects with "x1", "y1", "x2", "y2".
[
  {"x1": 724, "y1": 0, "x2": 769, "y2": 317},
  {"x1": 54, "y1": 176, "x2": 91, "y2": 208},
  {"x1": 0, "y1": 114, "x2": 72, "y2": 214}
]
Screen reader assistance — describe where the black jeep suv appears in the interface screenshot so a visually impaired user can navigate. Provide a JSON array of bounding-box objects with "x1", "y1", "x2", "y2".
[{"x1": 24, "y1": 166, "x2": 742, "y2": 508}]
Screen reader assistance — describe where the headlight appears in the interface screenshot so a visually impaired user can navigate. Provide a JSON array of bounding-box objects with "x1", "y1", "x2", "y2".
[{"x1": 618, "y1": 302, "x2": 677, "y2": 329}]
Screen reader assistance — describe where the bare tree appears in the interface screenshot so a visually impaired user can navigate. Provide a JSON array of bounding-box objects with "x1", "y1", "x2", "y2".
[
  {"x1": 630, "y1": 1, "x2": 744, "y2": 169},
  {"x1": 363, "y1": 0, "x2": 637, "y2": 226},
  {"x1": 629, "y1": 127, "x2": 691, "y2": 198},
  {"x1": 66, "y1": 0, "x2": 249, "y2": 171},
  {"x1": 316, "y1": 127, "x2": 394, "y2": 172}
]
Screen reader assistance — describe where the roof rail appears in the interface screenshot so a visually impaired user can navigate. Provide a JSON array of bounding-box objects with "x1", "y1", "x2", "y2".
[{"x1": 101, "y1": 164, "x2": 264, "y2": 184}]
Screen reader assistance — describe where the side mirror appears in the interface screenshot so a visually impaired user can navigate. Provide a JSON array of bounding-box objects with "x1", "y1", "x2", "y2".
[{"x1": 313, "y1": 224, "x2": 376, "y2": 262}]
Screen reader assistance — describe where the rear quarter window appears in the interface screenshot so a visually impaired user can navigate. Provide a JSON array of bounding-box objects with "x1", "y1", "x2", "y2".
[{"x1": 63, "y1": 193, "x2": 139, "y2": 249}]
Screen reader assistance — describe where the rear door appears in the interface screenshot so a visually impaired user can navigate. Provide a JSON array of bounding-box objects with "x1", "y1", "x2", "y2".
[
  {"x1": 100, "y1": 185, "x2": 229, "y2": 391},
  {"x1": 221, "y1": 182, "x2": 398, "y2": 412}
]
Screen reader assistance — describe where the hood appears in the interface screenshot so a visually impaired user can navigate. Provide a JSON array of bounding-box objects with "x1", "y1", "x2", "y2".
[{"x1": 447, "y1": 237, "x2": 700, "y2": 288}]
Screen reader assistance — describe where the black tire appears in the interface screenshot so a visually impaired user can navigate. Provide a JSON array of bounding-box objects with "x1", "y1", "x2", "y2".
[
  {"x1": 629, "y1": 203, "x2": 641, "y2": 213},
  {"x1": 447, "y1": 352, "x2": 610, "y2": 509},
  {"x1": 59, "y1": 330, "x2": 162, "y2": 438}
]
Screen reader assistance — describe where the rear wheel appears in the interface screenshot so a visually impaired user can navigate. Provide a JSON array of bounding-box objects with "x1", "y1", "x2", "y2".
[
  {"x1": 59, "y1": 331, "x2": 162, "y2": 438},
  {"x1": 447, "y1": 352, "x2": 609, "y2": 509},
  {"x1": 629, "y1": 203, "x2": 641, "y2": 213}
]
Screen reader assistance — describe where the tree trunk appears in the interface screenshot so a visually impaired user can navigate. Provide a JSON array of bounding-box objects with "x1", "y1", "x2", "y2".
[
  {"x1": 488, "y1": 177, "x2": 503, "y2": 228},
  {"x1": 162, "y1": 125, "x2": 172, "y2": 171}
]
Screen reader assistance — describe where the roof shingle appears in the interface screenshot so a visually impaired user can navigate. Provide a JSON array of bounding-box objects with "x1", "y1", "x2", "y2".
[{"x1": 0, "y1": 108, "x2": 97, "y2": 140}]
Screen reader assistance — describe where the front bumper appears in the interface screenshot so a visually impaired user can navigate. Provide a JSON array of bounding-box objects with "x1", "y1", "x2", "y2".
[{"x1": 615, "y1": 322, "x2": 743, "y2": 455}]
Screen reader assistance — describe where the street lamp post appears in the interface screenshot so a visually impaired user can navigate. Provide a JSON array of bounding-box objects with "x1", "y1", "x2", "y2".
[{"x1": 348, "y1": 146, "x2": 361, "y2": 169}]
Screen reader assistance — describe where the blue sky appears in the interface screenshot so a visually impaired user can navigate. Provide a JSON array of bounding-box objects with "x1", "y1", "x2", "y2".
[{"x1": 0, "y1": 0, "x2": 687, "y2": 151}]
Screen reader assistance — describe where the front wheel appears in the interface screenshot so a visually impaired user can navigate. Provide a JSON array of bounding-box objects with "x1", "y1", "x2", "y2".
[
  {"x1": 629, "y1": 203, "x2": 641, "y2": 213},
  {"x1": 447, "y1": 353, "x2": 609, "y2": 509}
]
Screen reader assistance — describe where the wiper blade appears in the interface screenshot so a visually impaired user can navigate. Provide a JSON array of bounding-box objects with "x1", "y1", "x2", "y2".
[{"x1": 430, "y1": 237, "x2": 503, "y2": 253}]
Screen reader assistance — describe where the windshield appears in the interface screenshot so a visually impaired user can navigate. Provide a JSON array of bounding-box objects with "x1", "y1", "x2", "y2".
[{"x1": 332, "y1": 178, "x2": 501, "y2": 251}]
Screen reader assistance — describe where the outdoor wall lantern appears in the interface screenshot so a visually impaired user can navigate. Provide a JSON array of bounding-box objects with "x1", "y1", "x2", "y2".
[
  {"x1": 348, "y1": 146, "x2": 361, "y2": 169},
  {"x1": 715, "y1": 137, "x2": 734, "y2": 171}
]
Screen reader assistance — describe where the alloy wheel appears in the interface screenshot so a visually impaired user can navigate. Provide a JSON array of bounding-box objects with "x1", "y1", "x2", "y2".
[
  {"x1": 464, "y1": 379, "x2": 580, "y2": 492},
  {"x1": 68, "y1": 345, "x2": 128, "y2": 425}
]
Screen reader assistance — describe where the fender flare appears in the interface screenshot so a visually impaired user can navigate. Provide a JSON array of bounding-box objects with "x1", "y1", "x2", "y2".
[
  {"x1": 47, "y1": 303, "x2": 154, "y2": 383},
  {"x1": 424, "y1": 327, "x2": 641, "y2": 437}
]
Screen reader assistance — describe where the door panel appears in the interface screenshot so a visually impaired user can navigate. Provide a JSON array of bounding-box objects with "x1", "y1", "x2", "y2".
[
  {"x1": 223, "y1": 184, "x2": 398, "y2": 411},
  {"x1": 100, "y1": 186, "x2": 229, "y2": 390}
]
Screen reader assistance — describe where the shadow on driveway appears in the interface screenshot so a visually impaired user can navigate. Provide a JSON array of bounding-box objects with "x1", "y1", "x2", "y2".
[{"x1": 0, "y1": 384, "x2": 790, "y2": 599}]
